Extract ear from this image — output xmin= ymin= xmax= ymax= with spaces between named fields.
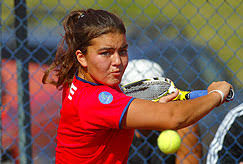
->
xmin=76 ymin=50 xmax=87 ymax=67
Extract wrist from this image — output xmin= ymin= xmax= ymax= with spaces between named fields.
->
xmin=208 ymin=90 xmax=224 ymax=105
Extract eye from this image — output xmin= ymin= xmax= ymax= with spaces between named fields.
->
xmin=100 ymin=51 xmax=112 ymax=56
xmin=119 ymin=49 xmax=128 ymax=56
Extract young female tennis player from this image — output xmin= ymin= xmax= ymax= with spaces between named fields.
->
xmin=42 ymin=9 xmax=232 ymax=164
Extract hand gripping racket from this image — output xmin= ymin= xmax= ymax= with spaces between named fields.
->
xmin=120 ymin=77 xmax=234 ymax=102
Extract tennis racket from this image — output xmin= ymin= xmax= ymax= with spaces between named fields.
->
xmin=120 ymin=77 xmax=234 ymax=102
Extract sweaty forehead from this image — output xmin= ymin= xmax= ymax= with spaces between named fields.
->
xmin=90 ymin=32 xmax=127 ymax=49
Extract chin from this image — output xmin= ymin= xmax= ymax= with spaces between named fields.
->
xmin=108 ymin=79 xmax=121 ymax=88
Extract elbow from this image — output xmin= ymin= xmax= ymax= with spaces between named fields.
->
xmin=165 ymin=118 xmax=183 ymax=130
xmin=164 ymin=109 xmax=189 ymax=130
xmin=169 ymin=116 xmax=187 ymax=130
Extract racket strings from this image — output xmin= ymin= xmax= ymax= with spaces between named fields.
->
xmin=122 ymin=81 xmax=171 ymax=100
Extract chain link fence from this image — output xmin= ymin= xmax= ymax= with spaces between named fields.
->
xmin=1 ymin=0 xmax=242 ymax=163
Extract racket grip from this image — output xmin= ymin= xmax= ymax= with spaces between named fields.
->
xmin=187 ymin=90 xmax=207 ymax=99
xmin=188 ymin=89 xmax=234 ymax=101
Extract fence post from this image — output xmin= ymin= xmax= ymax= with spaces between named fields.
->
xmin=14 ymin=0 xmax=32 ymax=163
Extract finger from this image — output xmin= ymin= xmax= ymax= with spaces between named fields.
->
xmin=158 ymin=89 xmax=179 ymax=103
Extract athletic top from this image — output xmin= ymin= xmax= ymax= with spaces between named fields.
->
xmin=55 ymin=74 xmax=135 ymax=164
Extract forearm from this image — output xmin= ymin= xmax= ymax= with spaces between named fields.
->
xmin=125 ymin=92 xmax=221 ymax=130
xmin=170 ymin=92 xmax=221 ymax=129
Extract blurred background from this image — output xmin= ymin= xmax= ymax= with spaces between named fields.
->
xmin=1 ymin=0 xmax=242 ymax=163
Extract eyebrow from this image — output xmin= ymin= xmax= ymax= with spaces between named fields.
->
xmin=98 ymin=44 xmax=128 ymax=51
xmin=121 ymin=44 xmax=128 ymax=49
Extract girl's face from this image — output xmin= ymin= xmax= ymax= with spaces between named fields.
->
xmin=77 ymin=32 xmax=128 ymax=88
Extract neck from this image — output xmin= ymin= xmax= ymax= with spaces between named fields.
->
xmin=77 ymin=68 xmax=121 ymax=91
xmin=78 ymin=69 xmax=96 ymax=84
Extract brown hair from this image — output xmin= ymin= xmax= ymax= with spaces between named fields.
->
xmin=42 ymin=9 xmax=126 ymax=89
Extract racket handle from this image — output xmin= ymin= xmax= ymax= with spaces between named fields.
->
xmin=187 ymin=89 xmax=234 ymax=101
xmin=187 ymin=90 xmax=207 ymax=99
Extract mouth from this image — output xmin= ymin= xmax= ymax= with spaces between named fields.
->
xmin=111 ymin=72 xmax=121 ymax=76
xmin=111 ymin=70 xmax=122 ymax=77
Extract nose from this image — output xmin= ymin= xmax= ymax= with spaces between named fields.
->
xmin=112 ymin=52 xmax=122 ymax=66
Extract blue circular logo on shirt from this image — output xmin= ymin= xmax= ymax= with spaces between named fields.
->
xmin=99 ymin=91 xmax=113 ymax=104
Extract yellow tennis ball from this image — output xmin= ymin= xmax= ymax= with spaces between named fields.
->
xmin=157 ymin=130 xmax=181 ymax=154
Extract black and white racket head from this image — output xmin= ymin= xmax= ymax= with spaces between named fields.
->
xmin=120 ymin=77 xmax=173 ymax=101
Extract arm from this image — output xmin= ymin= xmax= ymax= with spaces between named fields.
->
xmin=132 ymin=88 xmax=203 ymax=163
xmin=122 ymin=81 xmax=232 ymax=130
xmin=176 ymin=124 xmax=202 ymax=164
xmin=134 ymin=90 xmax=180 ymax=138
